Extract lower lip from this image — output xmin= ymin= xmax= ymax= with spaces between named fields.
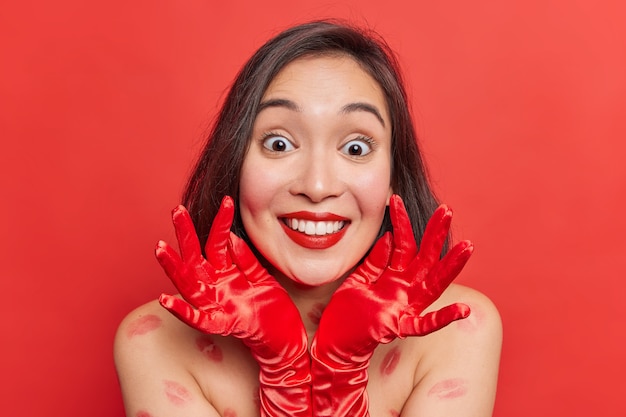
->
xmin=280 ymin=221 xmax=348 ymax=249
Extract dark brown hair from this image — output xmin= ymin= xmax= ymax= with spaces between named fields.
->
xmin=183 ymin=20 xmax=444 ymax=252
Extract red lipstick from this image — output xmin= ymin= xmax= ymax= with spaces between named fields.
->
xmin=279 ymin=211 xmax=349 ymax=250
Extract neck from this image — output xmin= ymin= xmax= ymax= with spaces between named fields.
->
xmin=271 ymin=269 xmax=345 ymax=344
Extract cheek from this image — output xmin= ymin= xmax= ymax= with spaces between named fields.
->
xmin=351 ymin=159 xmax=391 ymax=199
xmin=353 ymin=170 xmax=392 ymax=223
xmin=239 ymin=161 xmax=279 ymax=220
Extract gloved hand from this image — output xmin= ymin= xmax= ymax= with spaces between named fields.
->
xmin=310 ymin=194 xmax=473 ymax=416
xmin=157 ymin=196 xmax=311 ymax=417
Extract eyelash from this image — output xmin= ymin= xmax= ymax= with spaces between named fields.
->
xmin=259 ymin=131 xmax=293 ymax=153
xmin=342 ymin=135 xmax=377 ymax=157
xmin=258 ymin=131 xmax=378 ymax=156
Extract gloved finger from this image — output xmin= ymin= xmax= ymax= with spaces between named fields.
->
xmin=350 ymin=232 xmax=392 ymax=284
xmin=171 ymin=205 xmax=202 ymax=264
xmin=398 ymin=303 xmax=471 ymax=337
xmin=389 ymin=195 xmax=418 ymax=270
xmin=228 ymin=232 xmax=267 ymax=283
xmin=204 ymin=196 xmax=235 ymax=270
xmin=159 ymin=293 xmax=229 ymax=335
xmin=423 ymin=240 xmax=473 ymax=296
xmin=155 ymin=240 xmax=199 ymax=296
xmin=416 ymin=204 xmax=453 ymax=269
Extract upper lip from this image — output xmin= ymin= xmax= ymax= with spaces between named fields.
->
xmin=279 ymin=211 xmax=349 ymax=221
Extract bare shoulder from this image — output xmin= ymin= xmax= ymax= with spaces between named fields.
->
xmin=421 ymin=283 xmax=503 ymax=362
xmin=402 ymin=284 xmax=502 ymax=416
xmin=440 ymin=283 xmax=502 ymax=338
xmin=113 ymin=299 xmax=203 ymax=384
xmin=114 ymin=300 xmax=260 ymax=416
xmin=113 ymin=300 xmax=213 ymax=415
xmin=114 ymin=299 xmax=192 ymax=365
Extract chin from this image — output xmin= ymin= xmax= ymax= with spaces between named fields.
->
xmin=283 ymin=264 xmax=354 ymax=288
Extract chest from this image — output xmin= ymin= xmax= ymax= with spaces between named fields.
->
xmin=190 ymin=335 xmax=419 ymax=417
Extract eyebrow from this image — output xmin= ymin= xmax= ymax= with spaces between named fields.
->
xmin=340 ymin=102 xmax=386 ymax=127
xmin=257 ymin=98 xmax=386 ymax=127
xmin=257 ymin=98 xmax=302 ymax=113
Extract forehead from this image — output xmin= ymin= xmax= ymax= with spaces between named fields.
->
xmin=262 ymin=55 xmax=389 ymax=118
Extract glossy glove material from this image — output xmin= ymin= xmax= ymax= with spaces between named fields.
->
xmin=311 ymin=194 xmax=473 ymax=417
xmin=157 ymin=196 xmax=311 ymax=417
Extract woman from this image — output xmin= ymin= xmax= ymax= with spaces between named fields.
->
xmin=114 ymin=20 xmax=502 ymax=417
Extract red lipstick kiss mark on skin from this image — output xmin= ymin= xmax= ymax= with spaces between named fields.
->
xmin=380 ymin=346 xmax=401 ymax=377
xmin=164 ymin=380 xmax=192 ymax=405
xmin=389 ymin=410 xmax=400 ymax=417
xmin=455 ymin=304 xmax=482 ymax=334
xmin=427 ymin=378 xmax=468 ymax=400
xmin=196 ymin=335 xmax=224 ymax=362
xmin=136 ymin=411 xmax=152 ymax=417
xmin=127 ymin=314 xmax=162 ymax=338
xmin=223 ymin=408 xmax=237 ymax=417
xmin=307 ymin=303 xmax=326 ymax=326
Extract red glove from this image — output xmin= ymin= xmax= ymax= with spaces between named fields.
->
xmin=157 ymin=196 xmax=311 ymax=417
xmin=310 ymin=194 xmax=473 ymax=417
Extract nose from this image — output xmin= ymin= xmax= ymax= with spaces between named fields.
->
xmin=289 ymin=154 xmax=346 ymax=203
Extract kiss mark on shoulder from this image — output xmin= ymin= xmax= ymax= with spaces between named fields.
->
xmin=136 ymin=411 xmax=152 ymax=417
xmin=427 ymin=377 xmax=468 ymax=400
xmin=455 ymin=303 xmax=483 ymax=333
xmin=126 ymin=314 xmax=162 ymax=338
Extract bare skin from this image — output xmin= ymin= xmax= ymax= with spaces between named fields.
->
xmin=114 ymin=282 xmax=501 ymax=417
xmin=115 ymin=55 xmax=502 ymax=416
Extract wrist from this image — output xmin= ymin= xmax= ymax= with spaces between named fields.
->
xmin=256 ymin=339 xmax=312 ymax=417
xmin=310 ymin=339 xmax=370 ymax=417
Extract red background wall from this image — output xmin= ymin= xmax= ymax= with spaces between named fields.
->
xmin=1 ymin=1 xmax=625 ymax=415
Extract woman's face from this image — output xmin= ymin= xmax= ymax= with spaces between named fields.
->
xmin=239 ymin=55 xmax=393 ymax=286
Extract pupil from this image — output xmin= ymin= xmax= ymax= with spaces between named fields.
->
xmin=273 ymin=140 xmax=286 ymax=151
xmin=349 ymin=144 xmax=362 ymax=155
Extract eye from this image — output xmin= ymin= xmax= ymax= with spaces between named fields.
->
xmin=340 ymin=136 xmax=374 ymax=157
xmin=262 ymin=133 xmax=295 ymax=153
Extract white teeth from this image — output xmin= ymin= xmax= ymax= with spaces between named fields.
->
xmin=287 ymin=219 xmax=345 ymax=236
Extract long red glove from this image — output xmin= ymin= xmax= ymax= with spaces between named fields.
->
xmin=156 ymin=196 xmax=311 ymax=417
xmin=310 ymin=194 xmax=473 ymax=416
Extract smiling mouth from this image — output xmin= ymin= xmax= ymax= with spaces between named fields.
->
xmin=282 ymin=218 xmax=347 ymax=236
